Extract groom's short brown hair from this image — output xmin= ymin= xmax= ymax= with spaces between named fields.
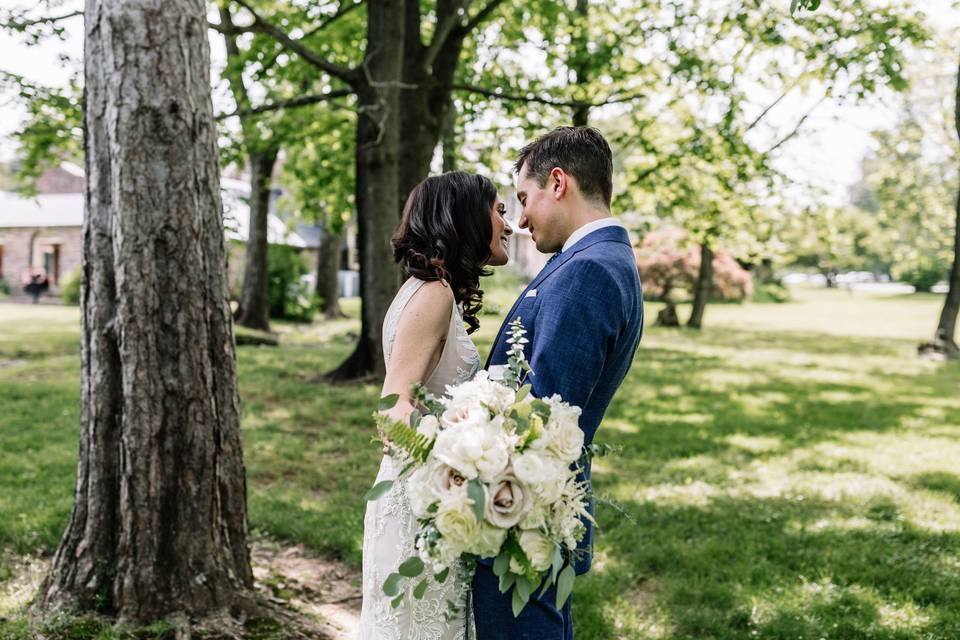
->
xmin=514 ymin=126 xmax=613 ymax=208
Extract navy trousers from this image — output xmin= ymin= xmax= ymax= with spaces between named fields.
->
xmin=472 ymin=561 xmax=573 ymax=640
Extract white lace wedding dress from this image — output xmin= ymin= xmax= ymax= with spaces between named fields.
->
xmin=360 ymin=277 xmax=481 ymax=640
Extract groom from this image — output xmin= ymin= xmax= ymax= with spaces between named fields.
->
xmin=473 ymin=127 xmax=644 ymax=639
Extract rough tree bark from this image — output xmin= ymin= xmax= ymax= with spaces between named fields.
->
xmin=36 ymin=0 xmax=252 ymax=621
xmin=688 ymin=243 xmax=714 ymax=329
xmin=234 ymin=148 xmax=278 ymax=331
xmin=931 ymin=55 xmax=960 ymax=358
xmin=315 ymin=221 xmax=345 ymax=318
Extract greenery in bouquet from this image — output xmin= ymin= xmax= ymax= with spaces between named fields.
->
xmin=366 ymin=320 xmax=596 ymax=617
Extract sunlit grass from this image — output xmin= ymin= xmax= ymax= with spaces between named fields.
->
xmin=1 ymin=282 xmax=959 ymax=638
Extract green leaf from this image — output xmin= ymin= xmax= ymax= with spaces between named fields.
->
xmin=493 ymin=552 xmax=510 ymax=577
xmin=435 ymin=567 xmax=450 ymax=583
xmin=365 ymin=480 xmax=394 ymax=501
xmin=398 ymin=556 xmax=425 ymax=578
xmin=498 ymin=572 xmax=516 ymax=594
xmin=515 ymin=384 xmax=531 ymax=403
xmin=515 ymin=576 xmax=532 ymax=602
xmin=391 ymin=594 xmax=404 ymax=609
xmin=409 ymin=411 xmax=421 ymax=429
xmin=555 ymin=565 xmax=575 ymax=610
xmin=383 ymin=572 xmax=404 ymax=598
xmin=550 ymin=547 xmax=563 ymax=585
xmin=530 ymin=399 xmax=551 ymax=421
xmin=413 ymin=579 xmax=428 ymax=600
xmin=512 ymin=583 xmax=528 ymax=618
xmin=468 ymin=478 xmax=486 ymax=523
xmin=378 ymin=393 xmax=400 ymax=411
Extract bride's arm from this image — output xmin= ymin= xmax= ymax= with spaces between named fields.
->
xmin=380 ymin=280 xmax=453 ymax=424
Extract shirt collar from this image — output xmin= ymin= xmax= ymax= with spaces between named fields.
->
xmin=561 ymin=217 xmax=625 ymax=253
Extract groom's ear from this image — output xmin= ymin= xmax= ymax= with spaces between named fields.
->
xmin=550 ymin=167 xmax=568 ymax=200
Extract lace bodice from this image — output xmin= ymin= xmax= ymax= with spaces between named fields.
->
xmin=360 ymin=277 xmax=481 ymax=640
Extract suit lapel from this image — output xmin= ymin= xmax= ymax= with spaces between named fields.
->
xmin=485 ymin=225 xmax=632 ymax=368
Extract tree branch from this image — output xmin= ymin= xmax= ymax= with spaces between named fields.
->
xmin=458 ymin=0 xmax=506 ymax=36
xmin=230 ymin=0 xmax=359 ymax=87
xmin=215 ymin=89 xmax=353 ymax=121
xmin=764 ymin=93 xmax=828 ymax=155
xmin=301 ymin=0 xmax=365 ymax=41
xmin=451 ymin=83 xmax=644 ymax=109
xmin=423 ymin=0 xmax=469 ymax=71
xmin=1 ymin=9 xmax=82 ymax=30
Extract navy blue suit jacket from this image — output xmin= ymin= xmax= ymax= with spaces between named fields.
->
xmin=486 ymin=224 xmax=643 ymax=574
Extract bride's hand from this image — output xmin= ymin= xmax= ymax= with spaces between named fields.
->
xmin=378 ymin=400 xmax=415 ymax=456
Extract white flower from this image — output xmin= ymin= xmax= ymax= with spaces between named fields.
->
xmin=432 ymin=417 xmax=510 ymax=482
xmin=416 ymin=414 xmax=441 ymax=439
xmin=546 ymin=419 xmax=584 ymax=464
xmin=545 ymin=394 xmax=581 ymax=432
xmin=434 ymin=494 xmax=480 ymax=552
xmin=518 ymin=529 xmax=555 ymax=572
xmin=484 ymin=472 xmax=531 ymax=529
xmin=513 ymin=451 xmax=571 ymax=504
xmin=445 ymin=370 xmax=516 ymax=414
xmin=518 ymin=502 xmax=549 ymax=530
xmin=472 ymin=523 xmax=508 ymax=558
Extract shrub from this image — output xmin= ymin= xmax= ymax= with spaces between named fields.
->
xmin=895 ymin=261 xmax=946 ymax=293
xmin=268 ymin=245 xmax=318 ymax=323
xmin=635 ymin=229 xmax=754 ymax=302
xmin=753 ymin=282 xmax=790 ymax=304
xmin=0 ymin=277 xmax=10 ymax=297
xmin=59 ymin=268 xmax=82 ymax=305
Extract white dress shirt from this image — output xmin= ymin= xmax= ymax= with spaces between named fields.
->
xmin=562 ymin=217 xmax=625 ymax=253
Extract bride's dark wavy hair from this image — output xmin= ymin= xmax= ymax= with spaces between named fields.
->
xmin=392 ymin=171 xmax=497 ymax=334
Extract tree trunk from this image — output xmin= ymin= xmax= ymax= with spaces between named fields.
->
xmin=933 ymin=56 xmax=960 ymax=358
xmin=441 ymin=98 xmax=458 ymax=173
xmin=326 ymin=0 xmax=405 ymax=380
xmin=234 ymin=148 xmax=278 ymax=332
xmin=688 ymin=243 xmax=713 ymax=329
xmin=36 ymin=0 xmax=252 ymax=622
xmin=315 ymin=221 xmax=344 ymax=318
xmin=571 ymin=0 xmax=590 ymax=128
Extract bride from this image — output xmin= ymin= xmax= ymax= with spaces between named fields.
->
xmin=360 ymin=171 xmax=513 ymax=639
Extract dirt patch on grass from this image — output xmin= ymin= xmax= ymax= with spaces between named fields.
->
xmin=0 ymin=540 xmax=362 ymax=639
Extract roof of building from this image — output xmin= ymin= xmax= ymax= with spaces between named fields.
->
xmin=0 ymin=188 xmax=311 ymax=248
xmin=0 ymin=191 xmax=84 ymax=228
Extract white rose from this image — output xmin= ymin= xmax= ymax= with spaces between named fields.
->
xmin=545 ymin=394 xmax=581 ymax=431
xmin=484 ymin=473 xmax=531 ymax=529
xmin=407 ymin=466 xmax=436 ymax=517
xmin=416 ymin=414 xmax=441 ymax=439
xmin=518 ymin=502 xmax=549 ymax=530
xmin=513 ymin=451 xmax=570 ymax=504
xmin=512 ymin=451 xmax=548 ymax=486
xmin=546 ymin=420 xmax=584 ymax=463
xmin=518 ymin=529 xmax=556 ymax=572
xmin=434 ymin=495 xmax=480 ymax=549
xmin=472 ymin=523 xmax=508 ymax=558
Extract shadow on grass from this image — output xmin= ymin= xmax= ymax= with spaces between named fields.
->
xmin=909 ymin=472 xmax=960 ymax=504
xmin=575 ymin=493 xmax=960 ymax=640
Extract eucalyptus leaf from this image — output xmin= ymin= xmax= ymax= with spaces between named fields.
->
xmin=383 ymin=572 xmax=404 ymax=598
xmin=493 ymin=553 xmax=510 ymax=577
xmin=398 ymin=556 xmax=424 ymax=578
xmin=498 ymin=572 xmax=516 ymax=594
xmin=378 ymin=393 xmax=400 ymax=411
xmin=435 ymin=567 xmax=450 ymax=583
xmin=365 ymin=480 xmax=394 ymax=501
xmin=511 ymin=584 xmax=528 ymax=618
xmin=555 ymin=565 xmax=575 ymax=610
xmin=391 ymin=594 xmax=404 ymax=609
xmin=467 ymin=478 xmax=486 ymax=523
xmin=413 ymin=579 xmax=428 ymax=600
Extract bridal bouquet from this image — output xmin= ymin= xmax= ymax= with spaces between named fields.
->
xmin=366 ymin=319 xmax=593 ymax=618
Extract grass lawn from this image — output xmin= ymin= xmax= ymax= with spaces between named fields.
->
xmin=1 ymin=280 xmax=959 ymax=639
